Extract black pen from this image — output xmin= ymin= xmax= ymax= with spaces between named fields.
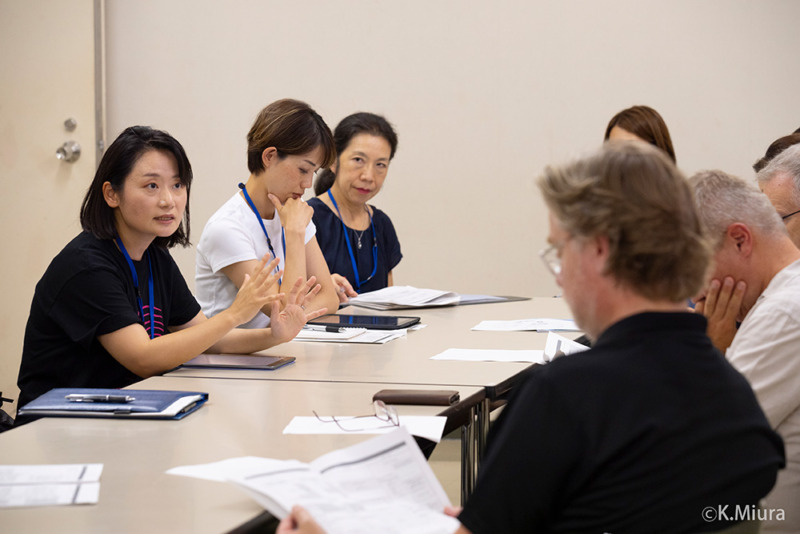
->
xmin=65 ymin=394 xmax=136 ymax=403
xmin=303 ymin=325 xmax=344 ymax=333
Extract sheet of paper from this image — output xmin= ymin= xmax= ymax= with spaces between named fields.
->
xmin=0 ymin=464 xmax=103 ymax=508
xmin=471 ymin=318 xmax=579 ymax=332
xmin=543 ymin=331 xmax=590 ymax=361
xmin=283 ymin=415 xmax=447 ymax=443
xmin=431 ymin=348 xmax=547 ymax=364
xmin=167 ymin=456 xmax=294 ymax=483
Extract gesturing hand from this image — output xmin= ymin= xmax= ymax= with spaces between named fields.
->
xmin=229 ymin=255 xmax=283 ymax=326
xmin=694 ymin=276 xmax=746 ymax=352
xmin=269 ymin=276 xmax=328 ymax=343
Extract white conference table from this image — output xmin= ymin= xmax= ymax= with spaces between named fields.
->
xmin=0 ymin=376 xmax=485 ymax=534
xmin=168 ymin=297 xmax=574 ymax=476
xmin=169 ymin=297 xmax=572 ymax=397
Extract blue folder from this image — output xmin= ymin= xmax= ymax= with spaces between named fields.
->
xmin=16 ymin=388 xmax=208 ymax=420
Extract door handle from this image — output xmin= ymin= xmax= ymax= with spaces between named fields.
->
xmin=56 ymin=140 xmax=81 ymax=163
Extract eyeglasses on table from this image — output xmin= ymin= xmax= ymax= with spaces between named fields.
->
xmin=312 ymin=400 xmax=400 ymax=432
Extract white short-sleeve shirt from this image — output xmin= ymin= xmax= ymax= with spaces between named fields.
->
xmin=727 ymin=258 xmax=800 ymax=532
xmin=195 ymin=192 xmax=316 ymax=329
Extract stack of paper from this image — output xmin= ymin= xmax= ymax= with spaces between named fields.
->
xmin=293 ymin=327 xmax=368 ymax=341
xmin=293 ymin=328 xmax=407 ymax=344
xmin=0 ymin=464 xmax=103 ymax=508
xmin=348 ymin=286 xmax=460 ymax=310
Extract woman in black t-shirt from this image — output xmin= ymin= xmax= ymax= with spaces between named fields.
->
xmin=17 ymin=126 xmax=326 ymax=407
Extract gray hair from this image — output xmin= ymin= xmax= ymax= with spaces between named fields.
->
xmin=689 ymin=169 xmax=786 ymax=248
xmin=756 ymin=143 xmax=800 ymax=204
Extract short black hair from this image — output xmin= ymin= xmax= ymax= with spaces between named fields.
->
xmin=80 ymin=126 xmax=193 ymax=248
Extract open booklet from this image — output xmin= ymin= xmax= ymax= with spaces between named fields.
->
xmin=168 ymin=428 xmax=459 ymax=534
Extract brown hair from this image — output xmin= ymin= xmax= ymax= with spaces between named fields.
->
xmin=539 ymin=141 xmax=708 ymax=302
xmin=604 ymin=105 xmax=676 ymax=163
xmin=752 ymin=133 xmax=800 ymax=173
xmin=246 ymin=99 xmax=336 ymax=174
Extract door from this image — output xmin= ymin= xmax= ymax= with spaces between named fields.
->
xmin=0 ymin=0 xmax=101 ymax=414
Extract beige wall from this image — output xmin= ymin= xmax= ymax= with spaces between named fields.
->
xmin=104 ymin=0 xmax=800 ymax=300
xmin=3 ymin=0 xmax=800 ymax=407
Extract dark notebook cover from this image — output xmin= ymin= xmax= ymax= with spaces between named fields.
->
xmin=17 ymin=388 xmax=208 ymax=420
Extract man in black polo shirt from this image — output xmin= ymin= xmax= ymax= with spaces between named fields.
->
xmin=278 ymin=142 xmax=785 ymax=534
xmin=456 ymin=142 xmax=785 ymax=533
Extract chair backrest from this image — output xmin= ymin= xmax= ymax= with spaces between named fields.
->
xmin=0 ymin=392 xmax=14 ymax=433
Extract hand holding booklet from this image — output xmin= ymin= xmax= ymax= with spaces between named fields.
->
xmin=168 ymin=428 xmax=459 ymax=534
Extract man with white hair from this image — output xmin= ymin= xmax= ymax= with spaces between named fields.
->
xmin=757 ymin=143 xmax=800 ymax=250
xmin=692 ymin=169 xmax=800 ymax=533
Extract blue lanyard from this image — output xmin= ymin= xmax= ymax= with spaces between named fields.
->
xmin=327 ymin=190 xmax=377 ymax=290
xmin=238 ymin=183 xmax=284 ymax=282
xmin=115 ymin=238 xmax=155 ymax=339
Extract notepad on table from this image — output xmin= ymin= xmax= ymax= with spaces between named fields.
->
xmin=294 ymin=327 xmax=368 ymax=341
xmin=293 ymin=328 xmax=406 ymax=344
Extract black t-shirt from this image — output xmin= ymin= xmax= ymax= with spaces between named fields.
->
xmin=17 ymin=232 xmax=200 ymax=407
xmin=458 ymin=312 xmax=785 ymax=534
xmin=308 ymin=197 xmax=402 ymax=293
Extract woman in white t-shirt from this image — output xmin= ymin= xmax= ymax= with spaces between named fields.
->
xmin=196 ymin=99 xmax=340 ymax=327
